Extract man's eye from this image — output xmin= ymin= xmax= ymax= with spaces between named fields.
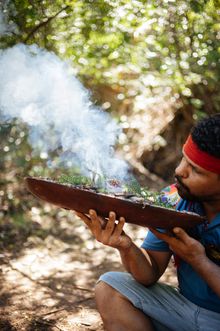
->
xmin=192 ymin=167 xmax=200 ymax=174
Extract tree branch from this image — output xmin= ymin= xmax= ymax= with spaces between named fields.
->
xmin=23 ymin=5 xmax=70 ymax=43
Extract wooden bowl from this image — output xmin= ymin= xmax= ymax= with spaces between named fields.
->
xmin=25 ymin=177 xmax=205 ymax=229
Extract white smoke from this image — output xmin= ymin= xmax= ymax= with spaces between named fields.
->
xmin=0 ymin=12 xmax=6 ymax=35
xmin=0 ymin=43 xmax=129 ymax=180
xmin=0 ymin=10 xmax=17 ymax=36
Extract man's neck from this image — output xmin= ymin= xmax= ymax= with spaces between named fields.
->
xmin=203 ymin=200 xmax=220 ymax=222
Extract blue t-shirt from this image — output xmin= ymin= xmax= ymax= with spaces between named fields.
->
xmin=141 ymin=188 xmax=220 ymax=313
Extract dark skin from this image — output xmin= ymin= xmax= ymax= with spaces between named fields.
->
xmin=148 ymin=225 xmax=220 ymax=298
xmin=75 ymin=209 xmax=171 ymax=285
xmin=75 ymin=152 xmax=220 ymax=330
xmin=148 ymin=152 xmax=220 ymax=297
xmin=76 ymin=152 xmax=220 ymax=293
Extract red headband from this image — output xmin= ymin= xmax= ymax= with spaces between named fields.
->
xmin=183 ymin=135 xmax=220 ymax=174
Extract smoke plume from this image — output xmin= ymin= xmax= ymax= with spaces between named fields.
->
xmin=0 ymin=44 xmax=129 ymax=180
xmin=0 ymin=10 xmax=17 ymax=36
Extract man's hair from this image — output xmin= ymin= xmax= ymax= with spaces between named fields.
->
xmin=191 ymin=114 xmax=220 ymax=158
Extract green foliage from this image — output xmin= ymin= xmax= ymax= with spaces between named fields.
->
xmin=58 ymin=174 xmax=173 ymax=208
xmin=0 ymin=0 xmax=219 ymax=118
xmin=124 ymin=180 xmax=174 ymax=208
xmin=59 ymin=174 xmax=93 ymax=186
xmin=0 ymin=1 xmax=219 ymax=232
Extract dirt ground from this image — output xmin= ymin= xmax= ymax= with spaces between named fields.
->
xmin=0 ymin=209 xmax=177 ymax=331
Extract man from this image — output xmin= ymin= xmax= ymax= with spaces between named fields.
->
xmin=76 ymin=114 xmax=220 ymax=331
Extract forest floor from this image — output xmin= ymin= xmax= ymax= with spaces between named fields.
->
xmin=0 ymin=204 xmax=177 ymax=331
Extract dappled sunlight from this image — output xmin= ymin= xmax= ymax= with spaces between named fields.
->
xmin=0 ymin=1 xmax=218 ymax=329
xmin=0 ymin=212 xmax=176 ymax=329
xmin=67 ymin=309 xmax=101 ymax=329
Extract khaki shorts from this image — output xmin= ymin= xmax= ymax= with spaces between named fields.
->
xmin=99 ymin=272 xmax=220 ymax=331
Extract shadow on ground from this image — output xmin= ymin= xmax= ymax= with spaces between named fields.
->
xmin=0 ymin=205 xmax=176 ymax=331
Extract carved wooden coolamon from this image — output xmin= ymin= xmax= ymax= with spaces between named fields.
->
xmin=25 ymin=177 xmax=205 ymax=229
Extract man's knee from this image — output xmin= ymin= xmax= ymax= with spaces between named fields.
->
xmin=95 ymin=280 xmax=119 ymax=302
xmin=95 ymin=280 xmax=128 ymax=309
xmin=95 ymin=280 xmax=155 ymax=331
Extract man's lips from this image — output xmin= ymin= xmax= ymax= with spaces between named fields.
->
xmin=174 ymin=176 xmax=188 ymax=191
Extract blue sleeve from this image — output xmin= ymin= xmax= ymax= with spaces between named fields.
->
xmin=141 ymin=230 xmax=170 ymax=252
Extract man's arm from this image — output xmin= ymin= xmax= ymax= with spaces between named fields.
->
xmin=75 ymin=209 xmax=171 ymax=286
xmin=119 ymin=244 xmax=171 ymax=285
xmin=150 ymin=227 xmax=220 ymax=298
xmin=192 ymin=255 xmax=220 ymax=297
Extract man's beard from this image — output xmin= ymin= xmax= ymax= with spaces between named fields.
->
xmin=174 ymin=175 xmax=213 ymax=202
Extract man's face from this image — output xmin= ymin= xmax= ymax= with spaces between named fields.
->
xmin=174 ymin=152 xmax=220 ymax=202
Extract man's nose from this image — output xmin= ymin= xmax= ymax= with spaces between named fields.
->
xmin=175 ymin=158 xmax=189 ymax=178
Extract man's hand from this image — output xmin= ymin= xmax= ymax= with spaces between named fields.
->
xmin=149 ymin=227 xmax=206 ymax=266
xmin=75 ymin=209 xmax=132 ymax=250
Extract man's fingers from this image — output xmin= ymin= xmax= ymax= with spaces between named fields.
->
xmin=149 ymin=227 xmax=173 ymax=244
xmin=150 ymin=227 xmax=191 ymax=248
xmin=89 ymin=209 xmax=103 ymax=236
xmin=149 ymin=227 xmax=165 ymax=239
xmin=75 ymin=209 xmax=127 ymax=246
xmin=100 ymin=211 xmax=117 ymax=243
xmin=75 ymin=211 xmax=91 ymax=226
xmin=88 ymin=209 xmax=106 ymax=227
xmin=173 ymin=227 xmax=190 ymax=243
xmin=89 ymin=209 xmax=100 ymax=223
xmin=113 ymin=217 xmax=125 ymax=237
xmin=104 ymin=211 xmax=116 ymax=233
